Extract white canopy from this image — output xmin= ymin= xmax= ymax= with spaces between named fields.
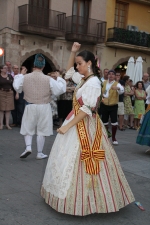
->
xmin=126 ymin=57 xmax=135 ymax=80
xmin=133 ymin=56 xmax=143 ymax=85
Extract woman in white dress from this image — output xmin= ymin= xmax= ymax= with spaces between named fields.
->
xmin=41 ymin=43 xmax=135 ymax=216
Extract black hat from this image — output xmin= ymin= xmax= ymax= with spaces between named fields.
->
xmin=108 ymin=69 xmax=116 ymax=75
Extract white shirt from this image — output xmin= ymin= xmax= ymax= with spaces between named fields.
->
xmin=13 ymin=74 xmax=66 ymax=97
xmin=146 ymin=85 xmax=150 ymax=104
xmin=103 ymin=80 xmax=124 ymax=98
xmin=101 ymin=77 xmax=105 ymax=82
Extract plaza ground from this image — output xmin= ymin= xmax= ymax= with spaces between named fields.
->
xmin=0 ymin=127 xmax=150 ymax=225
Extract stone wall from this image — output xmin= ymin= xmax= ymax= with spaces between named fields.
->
xmin=1 ymin=27 xmax=149 ymax=74
xmin=50 ymin=0 xmax=73 ymax=16
xmin=0 ymin=0 xmax=28 ymax=31
xmin=90 ymin=0 xmax=106 ymax=21
xmin=0 ymin=28 xmax=97 ymax=71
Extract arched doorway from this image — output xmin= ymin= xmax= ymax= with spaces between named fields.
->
xmin=22 ymin=54 xmax=54 ymax=74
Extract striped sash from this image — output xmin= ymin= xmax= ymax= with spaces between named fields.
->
xmin=73 ymin=94 xmax=105 ymax=175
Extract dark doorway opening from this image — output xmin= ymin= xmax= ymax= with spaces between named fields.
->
xmin=22 ymin=54 xmax=54 ymax=74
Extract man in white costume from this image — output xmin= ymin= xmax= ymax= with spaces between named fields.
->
xmin=13 ymin=54 xmax=66 ymax=159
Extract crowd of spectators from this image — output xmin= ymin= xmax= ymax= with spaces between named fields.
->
xmin=101 ymin=69 xmax=149 ymax=131
xmin=0 ymin=60 xmax=149 ymax=133
xmin=47 ymin=70 xmax=75 ymax=126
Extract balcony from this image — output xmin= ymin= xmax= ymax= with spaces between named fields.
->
xmin=106 ymin=27 xmax=150 ymax=53
xmin=18 ymin=4 xmax=66 ymax=38
xmin=129 ymin=0 xmax=150 ymax=5
xmin=65 ymin=16 xmax=106 ymax=44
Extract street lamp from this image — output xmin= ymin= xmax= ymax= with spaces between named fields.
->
xmin=0 ymin=48 xmax=4 ymax=64
xmin=0 ymin=48 xmax=4 ymax=56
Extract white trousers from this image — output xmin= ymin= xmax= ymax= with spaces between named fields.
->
xmin=20 ymin=103 xmax=53 ymax=136
xmin=24 ymin=135 xmax=45 ymax=153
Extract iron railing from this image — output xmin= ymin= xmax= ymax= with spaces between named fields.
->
xmin=129 ymin=0 xmax=150 ymax=4
xmin=18 ymin=4 xmax=66 ymax=37
xmin=107 ymin=27 xmax=150 ymax=47
xmin=66 ymin=16 xmax=106 ymax=44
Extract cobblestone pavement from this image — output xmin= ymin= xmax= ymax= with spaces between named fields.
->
xmin=0 ymin=127 xmax=150 ymax=225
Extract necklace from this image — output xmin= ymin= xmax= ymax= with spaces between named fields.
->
xmin=77 ymin=74 xmax=94 ymax=90
xmin=83 ymin=74 xmax=94 ymax=81
xmin=1 ymin=74 xmax=8 ymax=79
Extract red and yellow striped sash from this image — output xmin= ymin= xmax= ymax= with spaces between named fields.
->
xmin=73 ymin=94 xmax=105 ymax=175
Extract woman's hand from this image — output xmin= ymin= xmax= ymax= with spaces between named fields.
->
xmin=57 ymin=124 xmax=70 ymax=135
xmin=66 ymin=42 xmax=81 ymax=70
xmin=15 ymin=93 xmax=19 ymax=100
xmin=126 ymin=91 xmax=134 ymax=96
xmin=124 ymin=91 xmax=132 ymax=96
xmin=71 ymin=42 xmax=81 ymax=53
xmin=57 ymin=111 xmax=87 ymax=135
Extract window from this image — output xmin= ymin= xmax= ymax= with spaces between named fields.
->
xmin=73 ymin=0 xmax=90 ymax=18
xmin=72 ymin=0 xmax=90 ymax=33
xmin=29 ymin=0 xmax=49 ymax=27
xmin=115 ymin=1 xmax=128 ymax=29
xmin=29 ymin=0 xmax=49 ymax=8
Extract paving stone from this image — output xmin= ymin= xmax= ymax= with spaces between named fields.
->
xmin=0 ymin=128 xmax=150 ymax=225
xmin=121 ymin=160 xmax=150 ymax=179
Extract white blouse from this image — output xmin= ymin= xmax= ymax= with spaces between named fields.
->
xmin=65 ymin=67 xmax=83 ymax=84
xmin=65 ymin=67 xmax=101 ymax=116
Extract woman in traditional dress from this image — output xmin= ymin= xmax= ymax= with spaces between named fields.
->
xmin=136 ymin=85 xmax=150 ymax=154
xmin=41 ymin=42 xmax=135 ymax=216
xmin=134 ymin=81 xmax=146 ymax=129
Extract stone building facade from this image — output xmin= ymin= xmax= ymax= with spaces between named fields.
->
xmin=104 ymin=0 xmax=150 ymax=76
xmin=0 ymin=0 xmax=107 ymax=74
xmin=0 ymin=0 xmax=149 ymax=75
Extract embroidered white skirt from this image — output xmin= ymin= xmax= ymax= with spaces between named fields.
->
xmin=41 ymin=112 xmax=135 ymax=216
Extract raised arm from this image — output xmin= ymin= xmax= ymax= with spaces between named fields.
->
xmin=50 ymin=74 xmax=66 ymax=96
xmin=66 ymin=42 xmax=81 ymax=71
xmin=13 ymin=67 xmax=27 ymax=93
